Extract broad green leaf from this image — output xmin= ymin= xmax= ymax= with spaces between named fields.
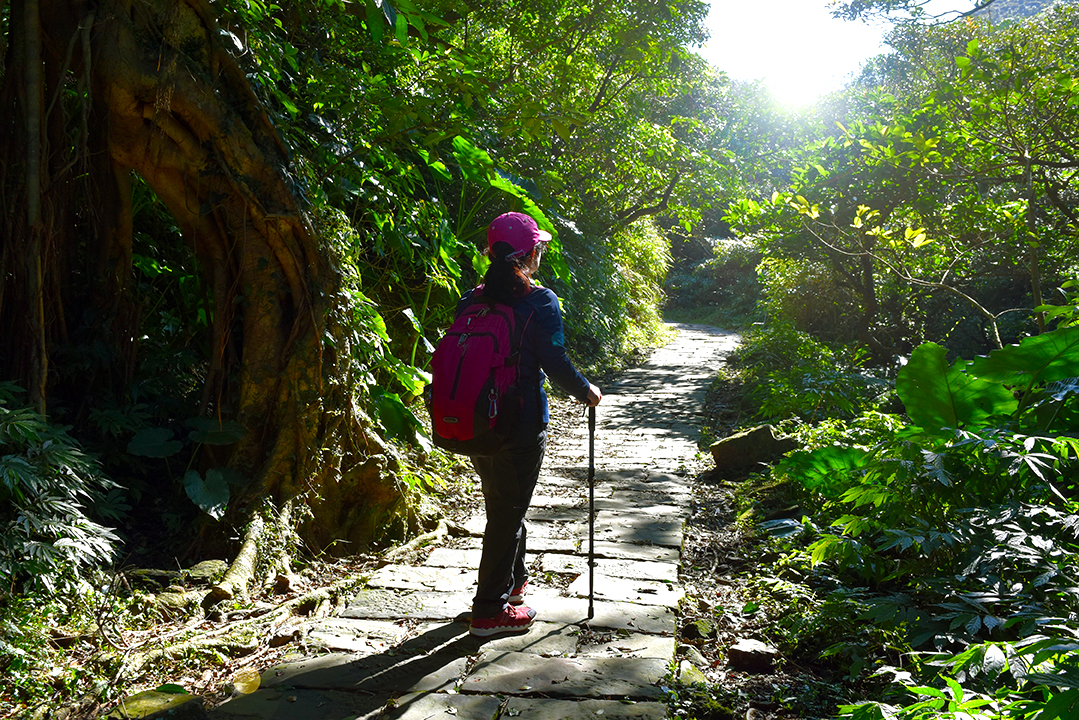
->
xmin=375 ymin=390 xmax=422 ymax=441
xmin=156 ymin=683 xmax=189 ymax=694
xmin=438 ymin=239 xmax=462 ymax=279
xmin=186 ymin=418 xmax=247 ymax=445
xmin=909 ymin=685 xmax=946 ymax=698
xmin=401 ymin=308 xmax=423 ymax=334
xmin=183 ymin=469 xmax=229 ymax=521
xmin=128 ymin=428 xmax=183 ymax=458
xmin=485 ymin=173 xmax=570 ymax=283
xmin=428 ymin=161 xmax=452 ymax=183
xmin=451 ymin=136 xmax=493 ymax=184
xmin=897 ymin=343 xmax=1017 ymax=433
xmin=1023 ymin=686 xmax=1079 ymax=719
xmin=551 ymin=119 xmax=572 ymax=142
xmin=969 ymin=326 xmax=1079 ymax=389
xmin=944 ymin=675 xmax=964 ymax=703
xmin=389 ymin=356 xmax=430 ymax=395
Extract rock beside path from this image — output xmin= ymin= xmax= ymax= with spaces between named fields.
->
xmin=708 ymin=424 xmax=797 ymax=475
xmin=727 ymin=637 xmax=780 ymax=673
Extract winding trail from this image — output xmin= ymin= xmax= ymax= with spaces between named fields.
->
xmin=210 ymin=324 xmax=740 ymax=720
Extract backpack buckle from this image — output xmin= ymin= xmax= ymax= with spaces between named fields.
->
xmin=488 ymin=389 xmax=498 ymax=419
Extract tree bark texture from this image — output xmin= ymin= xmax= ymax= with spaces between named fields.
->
xmin=0 ymin=0 xmax=404 ymax=560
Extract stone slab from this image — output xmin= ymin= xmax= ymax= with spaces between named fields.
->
xmin=567 ymin=573 xmax=682 ymax=608
xmin=463 ymin=514 xmax=584 ymax=538
xmin=530 ymin=494 xmax=583 ymax=508
xmin=576 ymin=631 xmax=677 ymax=660
xmin=342 ymin=589 xmax=471 ymax=622
xmin=301 ymin=618 xmax=409 ymax=654
xmin=462 ymin=620 xmax=579 ymax=656
xmin=594 ymin=513 xmax=683 ymax=548
xmin=367 ymin=565 xmax=473 ymax=591
xmin=208 ymin=687 xmax=387 ymax=719
xmin=592 ymin=541 xmax=680 ymax=563
xmin=260 ymin=651 xmax=468 ymax=695
xmin=528 ymin=506 xmax=590 ymax=523
xmin=528 ymin=520 xmax=585 ymax=538
xmin=382 ymin=693 xmax=502 ymax=720
xmin=503 ymin=698 xmax=670 ymax=720
xmin=614 ymin=472 xmax=691 ymax=484
xmin=533 ymin=597 xmax=676 ymax=635
xmin=527 ymin=536 xmax=581 ymax=553
xmin=462 ymin=651 xmax=666 ymax=699
xmin=539 ymin=555 xmax=678 ymax=582
xmin=423 ymin=547 xmax=481 ymax=568
xmin=537 ymin=474 xmax=590 ymax=488
xmin=594 ymin=494 xmax=683 ymax=512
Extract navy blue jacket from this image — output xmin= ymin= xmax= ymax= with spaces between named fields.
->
xmin=457 ymin=284 xmax=590 ymax=430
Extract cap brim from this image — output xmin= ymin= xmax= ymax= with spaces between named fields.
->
xmin=537 ymin=229 xmax=552 ymax=242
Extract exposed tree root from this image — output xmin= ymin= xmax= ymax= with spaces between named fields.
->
xmin=203 ymin=513 xmax=265 ymax=608
xmin=116 ymin=574 xmax=366 ymax=680
xmin=380 ymin=518 xmax=470 ymax=563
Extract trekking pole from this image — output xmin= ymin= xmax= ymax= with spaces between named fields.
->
xmin=588 ymin=404 xmax=596 ymax=620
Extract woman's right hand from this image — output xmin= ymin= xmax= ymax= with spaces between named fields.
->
xmin=585 ymin=384 xmax=603 ymax=406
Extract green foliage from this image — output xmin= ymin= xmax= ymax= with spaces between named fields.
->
xmin=560 ymin=218 xmax=674 ymax=371
xmin=764 ymin=325 xmax=1079 ymax=719
xmin=897 ymin=343 xmax=1018 ymax=433
xmin=729 ymin=5 xmax=1079 ymax=358
xmin=756 ymin=256 xmax=862 ymax=342
xmin=0 ymin=383 xmax=120 ymax=596
xmin=664 ymin=237 xmax=763 ymax=326
xmin=729 ymin=324 xmax=891 ymax=421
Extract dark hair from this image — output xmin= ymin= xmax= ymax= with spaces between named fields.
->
xmin=480 ymin=241 xmax=541 ymax=304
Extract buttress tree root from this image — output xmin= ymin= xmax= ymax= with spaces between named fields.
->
xmin=0 ymin=0 xmax=409 ymax=598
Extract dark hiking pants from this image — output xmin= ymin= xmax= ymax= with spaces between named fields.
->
xmin=470 ymin=428 xmax=546 ymax=619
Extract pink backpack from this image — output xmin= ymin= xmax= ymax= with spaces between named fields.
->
xmin=429 ymin=296 xmax=532 ymax=454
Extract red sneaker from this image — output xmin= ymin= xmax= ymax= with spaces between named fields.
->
xmin=469 ymin=605 xmax=536 ymax=637
xmin=508 ymin=580 xmax=528 ymax=605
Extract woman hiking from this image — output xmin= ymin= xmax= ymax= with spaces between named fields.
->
xmin=461 ymin=211 xmax=602 ymax=638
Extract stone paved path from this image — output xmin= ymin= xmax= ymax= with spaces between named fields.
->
xmin=210 ymin=324 xmax=740 ymax=720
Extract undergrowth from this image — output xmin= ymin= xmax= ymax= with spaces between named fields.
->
xmin=676 ymin=323 xmax=1079 ymax=720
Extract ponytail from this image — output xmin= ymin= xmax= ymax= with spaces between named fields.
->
xmin=480 ymin=242 xmax=536 ymax=304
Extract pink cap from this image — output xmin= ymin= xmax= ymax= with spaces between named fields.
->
xmin=487 ymin=212 xmax=552 ymax=258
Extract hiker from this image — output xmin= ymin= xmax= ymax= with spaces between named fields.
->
xmin=463 ymin=212 xmax=602 ymax=637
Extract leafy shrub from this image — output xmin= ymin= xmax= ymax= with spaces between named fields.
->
xmin=757 ymin=256 xmax=862 ymax=342
xmin=0 ymin=383 xmax=121 ymax=596
xmin=560 ymin=218 xmax=673 ymax=374
xmin=730 ymin=323 xmax=891 ymax=421
xmin=766 ymin=326 xmax=1079 ymax=719
xmin=664 ymin=237 xmax=763 ymax=325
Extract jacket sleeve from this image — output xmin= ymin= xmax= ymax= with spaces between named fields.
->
xmin=527 ymin=288 xmax=590 ymax=402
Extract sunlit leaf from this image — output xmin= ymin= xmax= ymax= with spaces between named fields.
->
xmin=897 ymin=343 xmax=1017 ymax=433
xmin=183 ymin=470 xmax=229 ymax=521
xmin=969 ymin=326 xmax=1079 ymax=389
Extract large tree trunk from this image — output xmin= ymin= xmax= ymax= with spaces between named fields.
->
xmin=1 ymin=0 xmax=406 ymax=586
